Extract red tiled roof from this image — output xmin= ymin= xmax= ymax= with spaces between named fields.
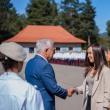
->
xmin=7 ymin=25 xmax=86 ymax=43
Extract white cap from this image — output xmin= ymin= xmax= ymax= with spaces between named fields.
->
xmin=0 ymin=42 xmax=27 ymax=61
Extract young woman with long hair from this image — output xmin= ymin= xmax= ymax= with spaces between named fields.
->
xmin=75 ymin=44 xmax=110 ymax=110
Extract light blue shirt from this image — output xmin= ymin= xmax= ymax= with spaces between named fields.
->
xmin=0 ymin=72 xmax=44 ymax=110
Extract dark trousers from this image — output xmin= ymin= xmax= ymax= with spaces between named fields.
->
xmin=86 ymin=95 xmax=91 ymax=110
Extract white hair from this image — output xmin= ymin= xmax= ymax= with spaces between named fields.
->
xmin=36 ymin=39 xmax=54 ymax=53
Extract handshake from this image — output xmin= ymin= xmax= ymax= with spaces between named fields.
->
xmin=66 ymin=87 xmax=77 ymax=97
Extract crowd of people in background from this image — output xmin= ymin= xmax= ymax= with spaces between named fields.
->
xmin=51 ymin=51 xmax=86 ymax=66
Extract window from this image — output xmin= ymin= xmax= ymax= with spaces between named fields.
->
xmin=60 ymin=47 xmax=69 ymax=52
xmin=29 ymin=47 xmax=34 ymax=53
xmin=69 ymin=47 xmax=72 ymax=50
xmin=56 ymin=47 xmax=60 ymax=51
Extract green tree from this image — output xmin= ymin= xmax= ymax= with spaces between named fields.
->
xmin=98 ymin=37 xmax=109 ymax=49
xmin=26 ymin=0 xmax=58 ymax=25
xmin=80 ymin=0 xmax=98 ymax=44
xmin=59 ymin=0 xmax=83 ymax=36
xmin=0 ymin=0 xmax=26 ymax=42
xmin=7 ymin=8 xmax=27 ymax=36
xmin=106 ymin=20 xmax=110 ymax=37
xmin=12 ymin=14 xmax=27 ymax=34
xmin=106 ymin=20 xmax=110 ymax=48
xmin=59 ymin=0 xmax=98 ymax=44
xmin=0 ymin=0 xmax=13 ymax=41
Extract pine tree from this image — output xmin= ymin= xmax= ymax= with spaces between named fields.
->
xmin=0 ymin=0 xmax=26 ymax=42
xmin=80 ymin=0 xmax=98 ymax=44
xmin=59 ymin=0 xmax=98 ymax=44
xmin=7 ymin=8 xmax=26 ymax=36
xmin=107 ymin=20 xmax=110 ymax=37
xmin=106 ymin=20 xmax=110 ymax=48
xmin=0 ymin=0 xmax=13 ymax=41
xmin=60 ymin=0 xmax=83 ymax=36
xmin=26 ymin=0 xmax=58 ymax=25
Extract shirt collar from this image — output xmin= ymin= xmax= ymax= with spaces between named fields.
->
xmin=0 ymin=71 xmax=22 ymax=80
xmin=37 ymin=54 xmax=48 ymax=62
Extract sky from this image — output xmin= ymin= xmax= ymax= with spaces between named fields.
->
xmin=11 ymin=0 xmax=110 ymax=33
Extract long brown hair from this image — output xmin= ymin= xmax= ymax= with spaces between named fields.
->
xmin=85 ymin=44 xmax=108 ymax=79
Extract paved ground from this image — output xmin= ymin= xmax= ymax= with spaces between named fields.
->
xmin=52 ymin=64 xmax=84 ymax=110
xmin=0 ymin=63 xmax=85 ymax=110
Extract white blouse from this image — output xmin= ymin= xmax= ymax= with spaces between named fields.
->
xmin=0 ymin=72 xmax=44 ymax=110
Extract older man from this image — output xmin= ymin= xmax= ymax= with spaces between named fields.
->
xmin=25 ymin=39 xmax=74 ymax=110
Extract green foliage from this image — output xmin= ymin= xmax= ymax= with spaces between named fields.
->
xmin=0 ymin=0 xmax=101 ymax=44
xmin=0 ymin=0 xmax=13 ymax=40
xmin=59 ymin=0 xmax=83 ymax=35
xmin=106 ymin=20 xmax=110 ymax=37
xmin=59 ymin=0 xmax=99 ymax=44
xmin=106 ymin=20 xmax=110 ymax=48
xmin=79 ymin=0 xmax=98 ymax=44
xmin=0 ymin=0 xmax=27 ymax=42
xmin=98 ymin=36 xmax=110 ymax=49
xmin=26 ymin=0 xmax=58 ymax=25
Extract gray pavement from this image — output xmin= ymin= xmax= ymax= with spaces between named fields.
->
xmin=53 ymin=64 xmax=84 ymax=110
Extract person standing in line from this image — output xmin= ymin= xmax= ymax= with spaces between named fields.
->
xmin=74 ymin=44 xmax=110 ymax=110
xmin=25 ymin=39 xmax=74 ymax=110
xmin=0 ymin=42 xmax=44 ymax=110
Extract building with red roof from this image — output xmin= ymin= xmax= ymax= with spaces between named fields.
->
xmin=7 ymin=25 xmax=86 ymax=60
xmin=7 ymin=25 xmax=85 ymax=43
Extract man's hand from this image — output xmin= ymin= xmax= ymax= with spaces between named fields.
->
xmin=67 ymin=88 xmax=74 ymax=97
